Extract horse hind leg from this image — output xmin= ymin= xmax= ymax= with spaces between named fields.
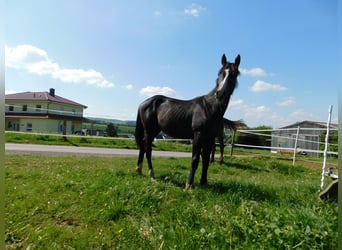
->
xmin=219 ymin=138 xmax=224 ymax=165
xmin=210 ymin=143 xmax=216 ymax=163
xmin=145 ymin=134 xmax=156 ymax=179
xmin=136 ymin=134 xmax=155 ymax=179
xmin=146 ymin=150 xmax=155 ymax=179
xmin=136 ymin=147 xmax=145 ymax=174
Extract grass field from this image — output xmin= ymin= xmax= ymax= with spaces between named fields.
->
xmin=5 ymin=153 xmax=337 ymax=249
xmin=5 ymin=132 xmax=194 ymax=152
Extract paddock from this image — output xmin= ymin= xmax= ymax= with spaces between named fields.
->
xmin=5 ymin=152 xmax=338 ymax=249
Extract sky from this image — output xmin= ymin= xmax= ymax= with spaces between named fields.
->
xmin=4 ymin=0 xmax=339 ymax=128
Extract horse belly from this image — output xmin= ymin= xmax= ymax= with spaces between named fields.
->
xmin=156 ymin=100 xmax=195 ymax=139
xmin=160 ymin=119 xmax=193 ymax=139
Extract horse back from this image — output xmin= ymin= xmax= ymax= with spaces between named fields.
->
xmin=138 ymin=94 xmax=222 ymax=140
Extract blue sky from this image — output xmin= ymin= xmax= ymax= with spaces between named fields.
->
xmin=5 ymin=0 xmax=338 ymax=128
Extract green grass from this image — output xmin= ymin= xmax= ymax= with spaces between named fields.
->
xmin=5 ymin=132 xmax=137 ymax=149
xmin=5 ymin=154 xmax=337 ymax=249
xmin=5 ymin=132 xmax=194 ymax=152
xmin=5 ymin=132 xmax=339 ymax=163
xmin=82 ymin=122 xmax=136 ymax=137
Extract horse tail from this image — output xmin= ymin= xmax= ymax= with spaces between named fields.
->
xmin=135 ymin=110 xmax=144 ymax=149
xmin=223 ymin=118 xmax=247 ymax=131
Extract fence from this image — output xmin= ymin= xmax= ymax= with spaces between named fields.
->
xmin=231 ymin=105 xmax=338 ymax=191
xmin=233 ymin=127 xmax=338 ymax=157
xmin=5 ymin=101 xmax=338 ymax=191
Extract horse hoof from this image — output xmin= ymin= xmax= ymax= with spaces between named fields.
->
xmin=184 ymin=183 xmax=192 ymax=190
xmin=136 ymin=167 xmax=142 ymax=174
xmin=149 ymin=170 xmax=155 ymax=179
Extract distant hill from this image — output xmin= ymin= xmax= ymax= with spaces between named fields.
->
xmin=86 ymin=117 xmax=136 ymax=127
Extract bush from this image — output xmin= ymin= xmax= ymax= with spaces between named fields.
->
xmin=106 ymin=123 xmax=118 ymax=137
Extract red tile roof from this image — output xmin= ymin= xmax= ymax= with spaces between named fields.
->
xmin=5 ymin=91 xmax=87 ymax=108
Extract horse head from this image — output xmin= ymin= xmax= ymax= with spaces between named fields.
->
xmin=215 ymin=54 xmax=240 ymax=100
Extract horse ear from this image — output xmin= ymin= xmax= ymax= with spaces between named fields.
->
xmin=235 ymin=54 xmax=241 ymax=67
xmin=221 ymin=54 xmax=227 ymax=66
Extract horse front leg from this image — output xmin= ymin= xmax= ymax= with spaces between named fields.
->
xmin=219 ymin=135 xmax=224 ymax=165
xmin=200 ymin=138 xmax=214 ymax=186
xmin=210 ymin=142 xmax=216 ymax=163
xmin=185 ymin=132 xmax=201 ymax=189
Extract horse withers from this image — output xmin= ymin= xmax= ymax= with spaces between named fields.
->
xmin=135 ymin=54 xmax=241 ymax=188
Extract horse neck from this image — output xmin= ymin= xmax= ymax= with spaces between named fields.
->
xmin=215 ymin=78 xmax=237 ymax=114
xmin=204 ymin=91 xmax=231 ymax=117
xmin=216 ymin=95 xmax=231 ymax=116
xmin=205 ymin=77 xmax=237 ymax=116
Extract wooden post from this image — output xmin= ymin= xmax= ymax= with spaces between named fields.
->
xmin=230 ymin=130 xmax=236 ymax=157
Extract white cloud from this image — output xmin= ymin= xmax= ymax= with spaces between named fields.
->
xmin=227 ymin=98 xmax=281 ymax=127
xmin=5 ymin=44 xmax=114 ymax=88
xmin=230 ymin=98 xmax=245 ymax=107
xmin=139 ymin=86 xmax=176 ymax=98
xmin=5 ymin=44 xmax=48 ymax=68
xmin=5 ymin=90 xmax=21 ymax=95
xmin=125 ymin=84 xmax=134 ymax=90
xmin=226 ymin=98 xmax=321 ymax=128
xmin=250 ymin=80 xmax=287 ymax=92
xmin=240 ymin=67 xmax=267 ymax=77
xmin=184 ymin=3 xmax=205 ymax=17
xmin=276 ymin=96 xmax=296 ymax=107
xmin=288 ymin=109 xmax=315 ymax=122
xmin=245 ymin=105 xmax=271 ymax=118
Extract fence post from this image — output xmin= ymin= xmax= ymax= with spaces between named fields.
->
xmin=230 ymin=130 xmax=236 ymax=157
xmin=292 ymin=126 xmax=300 ymax=166
xmin=320 ymin=105 xmax=333 ymax=190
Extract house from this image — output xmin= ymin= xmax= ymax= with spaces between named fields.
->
xmin=5 ymin=88 xmax=89 ymax=134
xmin=271 ymin=120 xmax=338 ymax=157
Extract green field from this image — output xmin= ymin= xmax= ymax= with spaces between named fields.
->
xmin=5 ymin=132 xmax=193 ymax=152
xmin=5 ymin=153 xmax=337 ymax=249
xmin=82 ymin=122 xmax=136 ymax=137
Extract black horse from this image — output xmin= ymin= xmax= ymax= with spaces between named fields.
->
xmin=210 ymin=118 xmax=246 ymax=164
xmin=135 ymin=54 xmax=240 ymax=188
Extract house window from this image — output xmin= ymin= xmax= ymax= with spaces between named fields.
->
xmin=8 ymin=105 xmax=14 ymax=111
xmin=26 ymin=123 xmax=32 ymax=131
xmin=72 ymin=109 xmax=76 ymax=115
xmin=13 ymin=123 xmax=20 ymax=131
xmin=36 ymin=104 xmax=42 ymax=112
xmin=22 ymin=105 xmax=28 ymax=112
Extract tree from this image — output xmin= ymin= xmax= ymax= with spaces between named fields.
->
xmin=320 ymin=130 xmax=338 ymax=153
xmin=106 ymin=123 xmax=118 ymax=137
xmin=235 ymin=125 xmax=272 ymax=148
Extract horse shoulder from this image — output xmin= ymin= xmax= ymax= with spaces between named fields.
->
xmin=191 ymin=103 xmax=207 ymax=131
